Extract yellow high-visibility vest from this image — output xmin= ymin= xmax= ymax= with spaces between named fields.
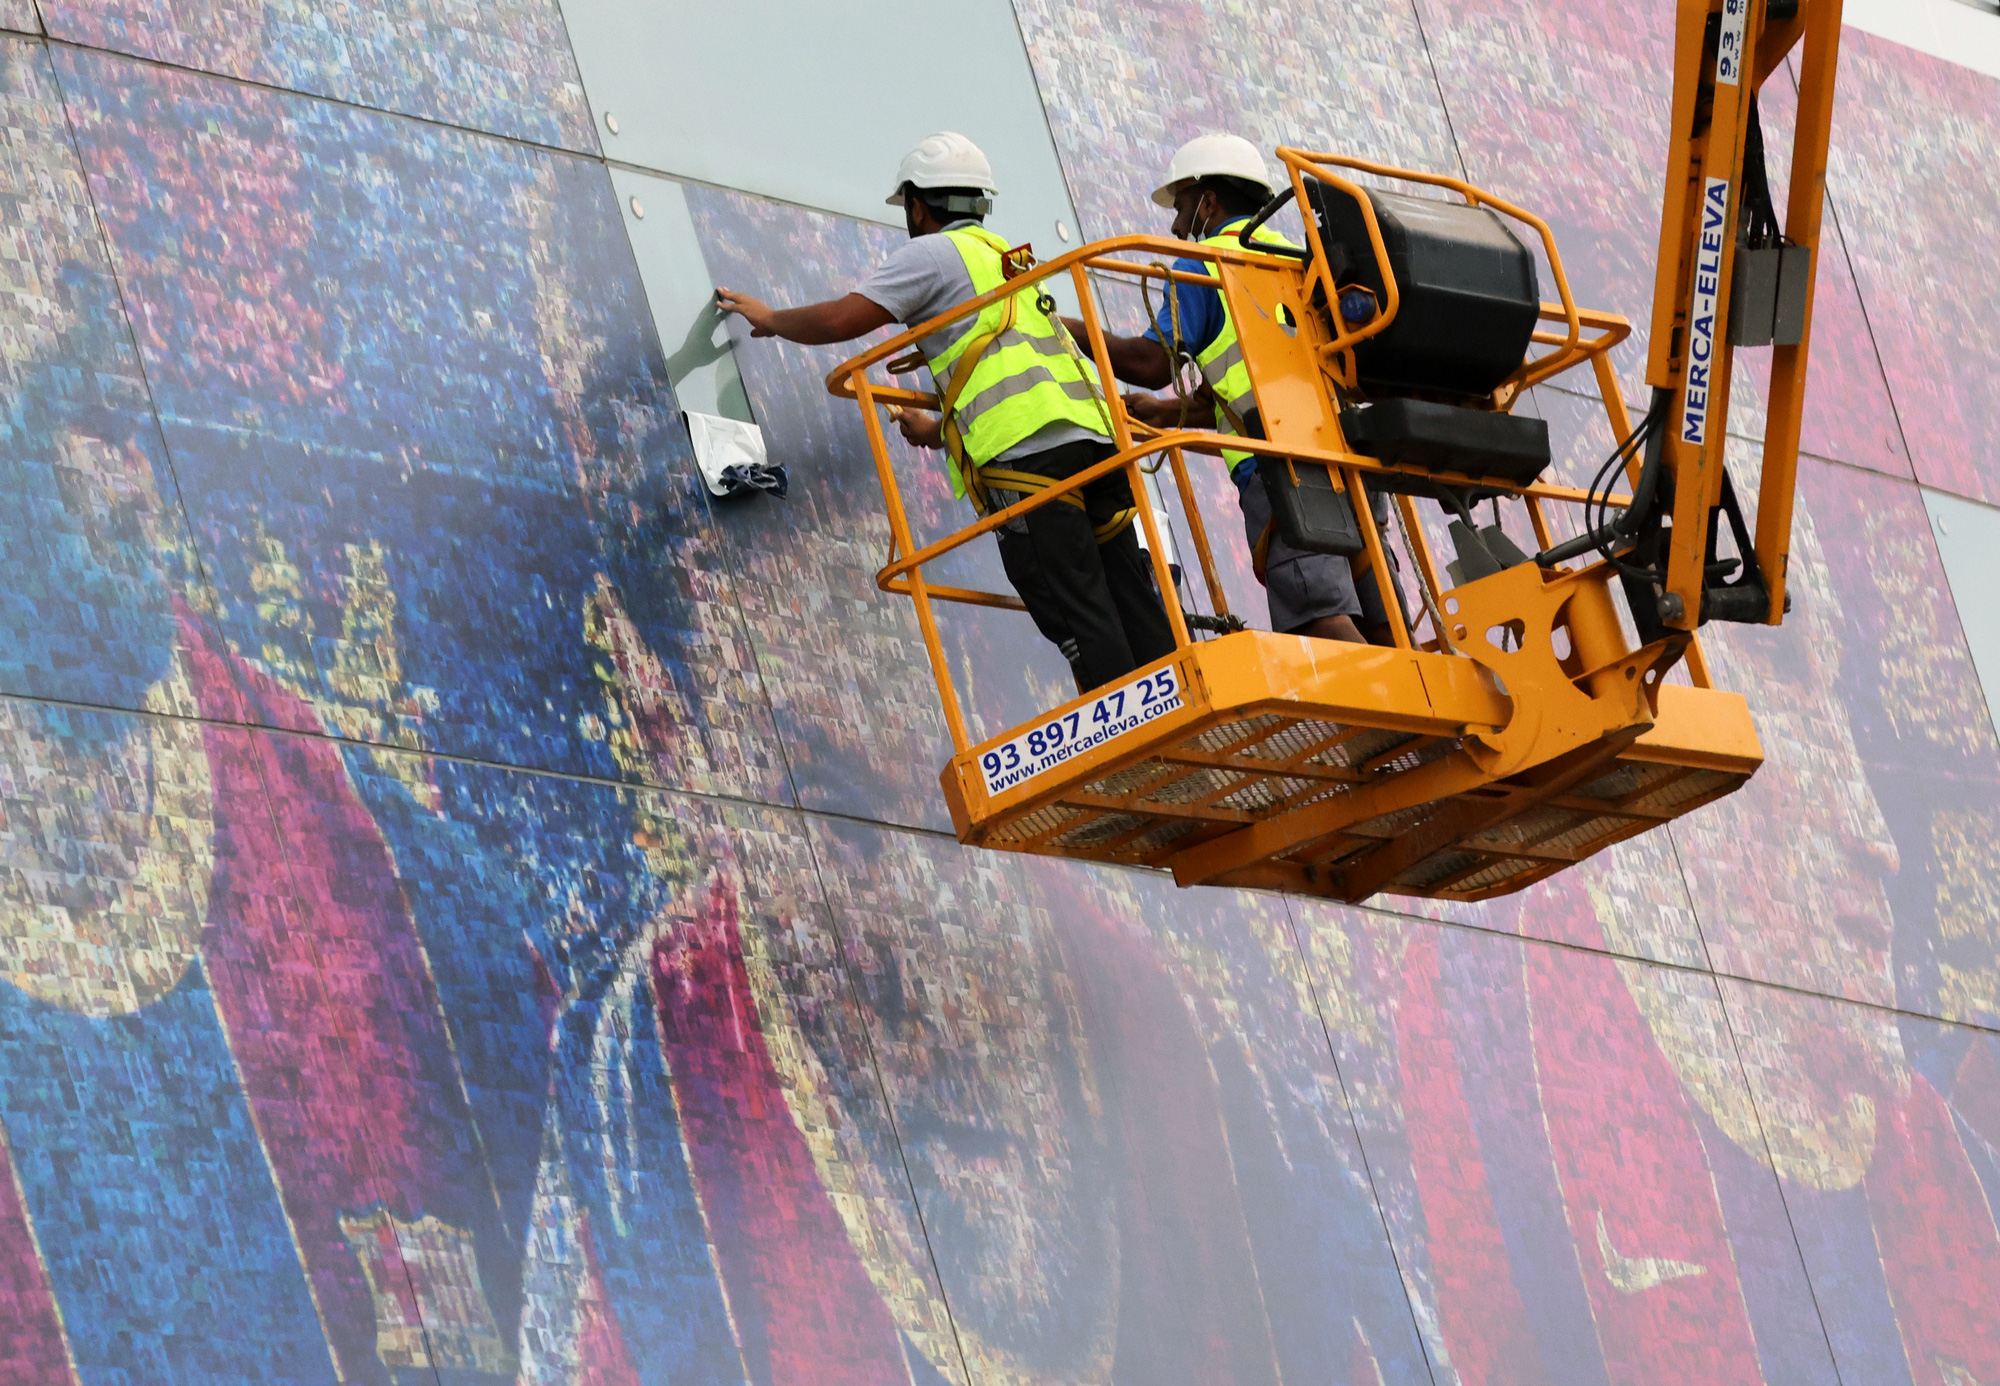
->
xmin=1189 ymin=218 xmax=1300 ymax=469
xmin=930 ymin=225 xmax=1108 ymax=498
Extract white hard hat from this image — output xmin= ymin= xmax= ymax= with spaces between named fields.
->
xmin=1151 ymin=134 xmax=1274 ymax=209
xmin=886 ymin=132 xmax=999 ymax=206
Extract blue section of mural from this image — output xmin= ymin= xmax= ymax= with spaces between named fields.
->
xmin=0 ymin=38 xmax=222 ymax=717
xmin=5 ymin=972 xmax=340 ymax=1384
xmin=52 ymin=44 xmax=784 ymax=803
xmin=38 ymin=0 xmax=596 ymax=150
xmin=1 ymin=967 xmax=338 ymax=1386
xmin=0 ymin=2 xmax=1998 ymax=1384
xmin=330 ymin=752 xmax=765 ymax=1385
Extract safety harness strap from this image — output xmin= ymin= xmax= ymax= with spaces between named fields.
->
xmin=939 ymin=289 xmax=1017 ymax=470
xmin=969 ymin=466 xmax=1138 ymax=546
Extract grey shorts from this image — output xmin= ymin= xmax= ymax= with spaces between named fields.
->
xmin=1237 ymin=469 xmax=1398 ymax=635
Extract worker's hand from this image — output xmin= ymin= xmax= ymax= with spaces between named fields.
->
xmin=1122 ymin=392 xmax=1188 ymax=429
xmin=714 ymin=288 xmax=779 ymax=337
xmin=893 ymin=407 xmax=944 ymax=450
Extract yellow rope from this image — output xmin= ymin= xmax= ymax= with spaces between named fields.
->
xmin=1141 ymin=261 xmax=1197 ymax=436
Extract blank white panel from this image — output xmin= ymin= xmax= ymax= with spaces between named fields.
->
xmin=610 ymin=167 xmax=753 ymax=423
xmin=1844 ymin=0 xmax=2000 ymax=81
xmin=1922 ymin=487 xmax=2000 ymax=729
xmin=561 ymin=0 xmax=1080 ymax=253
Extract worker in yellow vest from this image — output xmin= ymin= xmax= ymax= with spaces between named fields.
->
xmin=716 ymin=132 xmax=1175 ymax=693
xmin=1076 ymin=134 xmax=1400 ymax=646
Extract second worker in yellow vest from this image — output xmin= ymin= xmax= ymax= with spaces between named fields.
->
xmin=1069 ymin=134 xmax=1401 ymax=646
xmin=716 ymin=132 xmax=1175 ymax=693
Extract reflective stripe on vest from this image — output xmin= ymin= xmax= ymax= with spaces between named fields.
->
xmin=1191 ymin=218 xmax=1300 ymax=469
xmin=928 ymin=225 xmax=1109 ymax=497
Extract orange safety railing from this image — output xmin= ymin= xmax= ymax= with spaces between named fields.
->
xmin=826 ymin=156 xmax=1710 ymax=757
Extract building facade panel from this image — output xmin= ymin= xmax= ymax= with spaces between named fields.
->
xmin=1824 ymin=31 xmax=2000 ymax=503
xmin=1299 ymin=900 xmax=1844 ymax=1386
xmin=0 ymin=696 xmax=406 ymax=1384
xmin=40 ymin=0 xmax=595 ymax=150
xmin=1674 ymin=456 xmax=2000 ymax=1022
xmin=1719 ymin=977 xmax=2000 ymax=1386
xmin=556 ymin=0 xmax=1077 ymax=242
xmin=1922 ymin=488 xmax=2000 ymax=733
xmin=52 ymin=47 xmax=786 ymax=800
xmin=807 ymin=816 xmax=1432 ymax=1386
xmin=0 ymin=36 xmax=232 ymax=718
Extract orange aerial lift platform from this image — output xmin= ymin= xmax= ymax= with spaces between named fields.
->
xmin=827 ymin=0 xmax=1839 ymax=904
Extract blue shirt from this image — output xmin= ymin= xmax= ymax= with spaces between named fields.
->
xmin=1144 ymin=218 xmax=1262 ymax=484
xmin=1143 ymin=219 xmax=1254 ymax=358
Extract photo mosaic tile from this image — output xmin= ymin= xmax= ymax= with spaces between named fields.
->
xmin=1824 ymin=32 xmax=2000 ymax=504
xmin=253 ymin=736 xmax=944 ymax=1384
xmin=1296 ymin=901 xmax=1840 ymax=1386
xmin=301 ymin=747 xmax=936 ymax=1386
xmin=1676 ymin=458 xmax=2000 ymax=1020
xmin=0 ymin=696 xmax=383 ymax=1383
xmin=1013 ymin=0 xmax=1459 ymax=244
xmin=1721 ymin=978 xmax=2000 ymax=1386
xmin=0 ymin=37 xmax=230 ymax=718
xmin=0 ymin=672 xmax=968 ymax=1381
xmin=54 ymin=48 xmax=784 ymax=801
xmin=808 ymin=818 xmax=1430 ymax=1386
xmin=41 ymin=0 xmax=595 ymax=150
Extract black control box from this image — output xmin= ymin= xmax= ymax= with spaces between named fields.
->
xmin=1307 ymin=184 xmax=1541 ymax=400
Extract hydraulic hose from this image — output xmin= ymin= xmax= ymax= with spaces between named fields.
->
xmin=1535 ymin=388 xmax=1672 ymax=567
xmin=1234 ymin=186 xmax=1313 ymax=261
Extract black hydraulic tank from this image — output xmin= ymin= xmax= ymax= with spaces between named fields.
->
xmin=1306 ymin=184 xmax=1541 ymax=399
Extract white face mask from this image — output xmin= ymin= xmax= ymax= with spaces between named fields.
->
xmin=1190 ymin=195 xmax=1214 ymax=241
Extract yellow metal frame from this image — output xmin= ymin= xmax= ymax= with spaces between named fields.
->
xmin=824 ymin=219 xmax=1744 ymax=901
xmin=1646 ymin=0 xmax=1845 ymax=627
xmin=831 ymin=230 xmax=1662 ymax=713
xmin=822 ymin=0 xmax=1836 ymax=900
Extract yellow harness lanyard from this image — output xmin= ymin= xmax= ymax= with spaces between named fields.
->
xmin=1144 ymin=247 xmax=1275 ymax=582
xmin=936 ymin=266 xmax=1134 ymax=546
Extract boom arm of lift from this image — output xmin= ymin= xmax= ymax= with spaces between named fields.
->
xmin=1546 ymin=0 xmax=1842 ymax=632
xmin=822 ymin=0 xmax=1840 ymax=904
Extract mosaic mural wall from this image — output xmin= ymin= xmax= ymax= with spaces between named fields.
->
xmin=0 ymin=0 xmax=1995 ymax=1383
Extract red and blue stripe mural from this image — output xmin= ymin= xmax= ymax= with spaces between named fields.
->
xmin=0 ymin=0 xmax=1994 ymax=1382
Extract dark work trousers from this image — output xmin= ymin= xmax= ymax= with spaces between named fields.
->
xmin=982 ymin=438 xmax=1177 ymax=693
xmin=994 ymin=531 xmax=1085 ymax=684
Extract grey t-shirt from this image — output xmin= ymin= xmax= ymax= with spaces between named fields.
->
xmin=855 ymin=221 xmax=1105 ymax=463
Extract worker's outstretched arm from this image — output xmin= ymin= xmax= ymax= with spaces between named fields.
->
xmin=1060 ymin=316 xmax=1173 ymax=389
xmin=715 ymin=289 xmax=894 ymax=345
